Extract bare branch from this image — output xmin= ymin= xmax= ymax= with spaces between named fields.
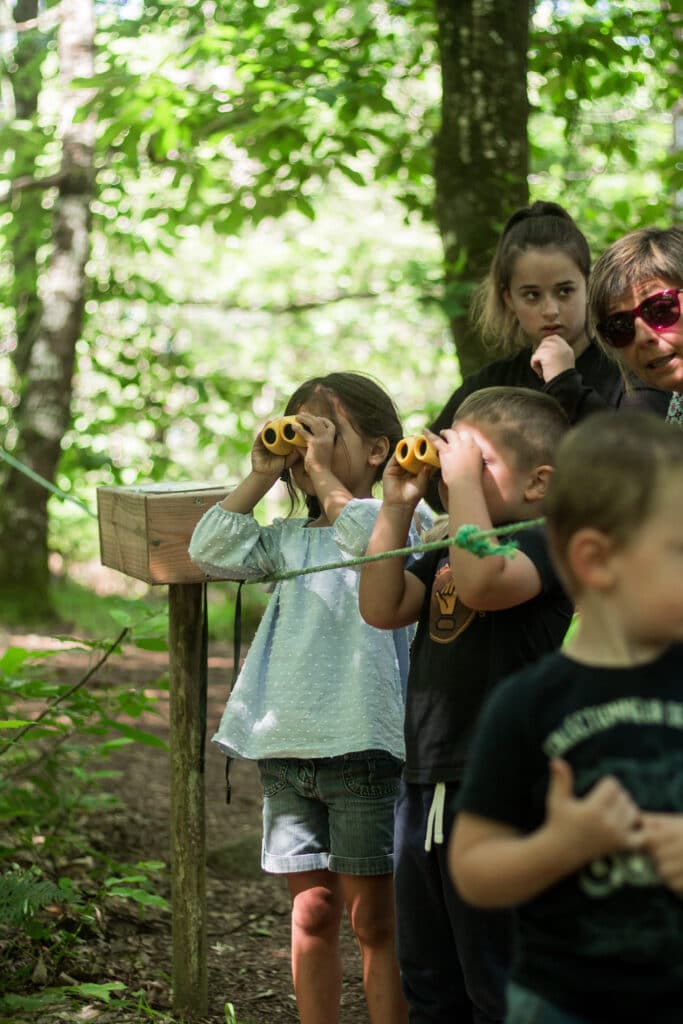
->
xmin=199 ymin=290 xmax=382 ymax=314
xmin=0 ymin=626 xmax=130 ymax=757
xmin=1 ymin=3 xmax=62 ymax=33
xmin=0 ymin=172 xmax=65 ymax=205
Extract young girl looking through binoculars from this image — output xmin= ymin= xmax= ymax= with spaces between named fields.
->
xmin=189 ymin=371 xmax=428 ymax=1024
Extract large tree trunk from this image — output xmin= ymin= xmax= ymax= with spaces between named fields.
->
xmin=0 ymin=0 xmax=95 ymax=616
xmin=434 ymin=0 xmax=532 ymax=376
xmin=7 ymin=0 xmax=44 ymax=380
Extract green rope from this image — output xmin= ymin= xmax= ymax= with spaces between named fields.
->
xmin=0 ymin=446 xmax=96 ymax=518
xmin=0 ymin=443 xmax=544 ymax=582
xmin=265 ymin=517 xmax=545 ymax=582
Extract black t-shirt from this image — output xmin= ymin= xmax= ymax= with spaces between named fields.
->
xmin=458 ymin=645 xmax=683 ymax=1021
xmin=431 ymin=341 xmax=671 ymax=435
xmin=404 ymin=526 xmax=572 ymax=783
xmin=427 ymin=344 xmax=671 ymax=510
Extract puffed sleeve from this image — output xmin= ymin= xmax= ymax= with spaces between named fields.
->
xmin=333 ymin=497 xmax=433 ymax=562
xmin=332 ymin=498 xmax=383 ymax=559
xmin=188 ymin=504 xmax=282 ymax=580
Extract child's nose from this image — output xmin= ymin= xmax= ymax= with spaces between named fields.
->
xmin=541 ymin=295 xmax=559 ymax=318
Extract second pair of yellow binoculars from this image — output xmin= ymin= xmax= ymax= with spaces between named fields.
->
xmin=261 ymin=416 xmax=308 ymax=455
xmin=396 ymin=435 xmax=439 ymax=475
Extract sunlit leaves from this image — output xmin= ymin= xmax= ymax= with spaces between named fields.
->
xmin=529 ymin=0 xmax=682 ymax=222
xmin=81 ymin=0 xmax=434 ymax=236
xmin=3 ymin=0 xmax=682 ymax=575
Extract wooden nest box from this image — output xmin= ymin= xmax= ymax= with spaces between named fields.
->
xmin=97 ymin=482 xmax=229 ymax=585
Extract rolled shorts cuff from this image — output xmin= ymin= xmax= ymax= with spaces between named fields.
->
xmin=328 ymin=851 xmax=394 ymax=875
xmin=261 ymin=848 xmax=330 ymax=874
xmin=262 ymin=849 xmax=394 ymax=875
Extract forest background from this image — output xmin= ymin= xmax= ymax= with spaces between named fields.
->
xmin=0 ymin=1 xmax=682 ymax=1021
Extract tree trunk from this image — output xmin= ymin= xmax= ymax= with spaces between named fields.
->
xmin=0 ymin=0 xmax=95 ymax=616
xmin=7 ymin=0 xmax=44 ymax=380
xmin=434 ymin=0 xmax=532 ymax=376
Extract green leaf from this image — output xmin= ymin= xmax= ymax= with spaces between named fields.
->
xmin=294 ymin=194 xmax=316 ymax=220
xmin=102 ymin=721 xmax=168 ymax=749
xmin=134 ymin=637 xmax=169 ymax=652
xmin=0 ymin=991 xmax=67 ymax=1012
xmin=70 ymin=981 xmax=127 ymax=1002
xmin=107 ymin=887 xmax=168 ymax=909
xmin=0 ymin=647 xmax=31 ymax=673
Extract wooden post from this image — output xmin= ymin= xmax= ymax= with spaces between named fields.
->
xmin=96 ymin=483 xmax=232 ymax=1020
xmin=169 ymin=583 xmax=207 ymax=1018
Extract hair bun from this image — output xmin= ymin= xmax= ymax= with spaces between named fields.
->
xmin=503 ymin=200 xmax=574 ymax=236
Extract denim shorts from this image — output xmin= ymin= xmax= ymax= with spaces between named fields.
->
xmin=258 ymin=751 xmax=401 ymax=876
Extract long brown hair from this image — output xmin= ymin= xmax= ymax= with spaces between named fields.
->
xmin=471 ymin=200 xmax=591 ymax=355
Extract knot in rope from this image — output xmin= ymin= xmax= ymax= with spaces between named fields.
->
xmin=453 ymin=523 xmax=518 ymax=559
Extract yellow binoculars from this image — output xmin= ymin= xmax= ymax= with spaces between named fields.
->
xmin=395 ymin=435 xmax=440 ymax=475
xmin=261 ymin=416 xmax=308 ymax=456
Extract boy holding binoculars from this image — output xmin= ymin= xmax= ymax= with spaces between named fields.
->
xmin=359 ymin=386 xmax=572 ymax=1024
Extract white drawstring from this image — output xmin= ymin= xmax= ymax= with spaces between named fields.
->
xmin=424 ymin=781 xmax=446 ymax=852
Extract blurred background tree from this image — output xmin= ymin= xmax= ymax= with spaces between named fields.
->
xmin=0 ymin=0 xmax=681 ymax=621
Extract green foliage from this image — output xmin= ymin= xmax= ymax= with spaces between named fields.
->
xmin=0 ymin=625 xmax=175 ymax=1009
xmin=0 ymin=868 xmax=77 ymax=928
xmin=103 ymin=865 xmax=169 ymax=911
xmin=224 ymin=1000 xmax=259 ymax=1024
xmin=0 ymin=981 xmax=127 ymax=1016
xmin=6 ymin=0 xmax=680 ymax=555
xmin=529 ymin=1 xmax=682 ymax=236
xmin=87 ymin=0 xmax=435 ymax=229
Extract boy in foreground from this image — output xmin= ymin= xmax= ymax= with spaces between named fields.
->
xmin=360 ymin=387 xmax=572 ymax=1023
xmin=450 ymin=410 xmax=683 ymax=1023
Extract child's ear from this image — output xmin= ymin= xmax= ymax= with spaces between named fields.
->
xmin=524 ymin=464 xmax=553 ymax=502
xmin=566 ymin=528 xmax=616 ymax=590
xmin=368 ymin=435 xmax=391 ymax=466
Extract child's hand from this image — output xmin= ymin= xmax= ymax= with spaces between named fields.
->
xmin=546 ymin=758 xmax=641 ymax=864
xmin=430 ymin=426 xmax=483 ymax=488
xmin=253 ymin=423 xmax=302 ymax=477
xmin=382 ymin=453 xmax=431 ymax=508
xmin=530 ymin=334 xmax=576 ymax=382
xmin=294 ymin=412 xmax=336 ymax=475
xmin=639 ymin=812 xmax=683 ymax=894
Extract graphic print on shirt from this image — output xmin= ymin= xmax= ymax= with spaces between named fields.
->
xmin=429 ymin=561 xmax=477 ymax=644
xmin=539 ymin=700 xmax=683 ymax=961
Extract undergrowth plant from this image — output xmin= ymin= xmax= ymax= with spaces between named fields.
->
xmin=0 ymin=603 xmax=173 ymax=1014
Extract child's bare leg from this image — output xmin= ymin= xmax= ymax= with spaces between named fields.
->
xmin=287 ymin=869 xmax=344 ymax=1024
xmin=341 ymin=872 xmax=408 ymax=1024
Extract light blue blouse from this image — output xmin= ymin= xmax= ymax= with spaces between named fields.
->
xmin=189 ymin=498 xmax=427 ymax=762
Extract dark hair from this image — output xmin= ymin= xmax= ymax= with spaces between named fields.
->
xmin=282 ymin=371 xmax=403 ymax=518
xmin=545 ymin=410 xmax=683 ymax=589
xmin=472 ymin=201 xmax=592 ymax=354
xmin=455 ymin=386 xmax=570 ymax=469
xmin=589 ymin=225 xmax=683 ymax=354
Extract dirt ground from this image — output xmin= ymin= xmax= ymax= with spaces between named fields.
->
xmin=4 ymin=633 xmax=368 ymax=1024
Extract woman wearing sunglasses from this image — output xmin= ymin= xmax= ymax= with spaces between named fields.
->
xmin=426 ymin=203 xmax=671 ymax=510
xmin=589 ymin=224 xmax=683 ymax=424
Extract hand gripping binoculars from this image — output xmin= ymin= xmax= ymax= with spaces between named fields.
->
xmin=395 ymin=435 xmax=440 ymax=475
xmin=261 ymin=416 xmax=309 ymax=455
